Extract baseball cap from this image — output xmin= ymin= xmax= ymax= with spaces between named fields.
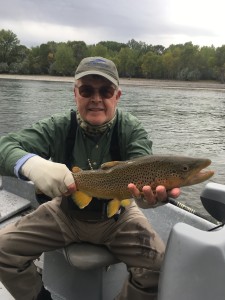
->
xmin=75 ymin=57 xmax=119 ymax=87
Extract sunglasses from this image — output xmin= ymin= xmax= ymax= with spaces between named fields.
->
xmin=76 ymin=85 xmax=116 ymax=99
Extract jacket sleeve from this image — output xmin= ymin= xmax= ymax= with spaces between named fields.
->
xmin=117 ymin=110 xmax=153 ymax=160
xmin=0 ymin=112 xmax=71 ymax=176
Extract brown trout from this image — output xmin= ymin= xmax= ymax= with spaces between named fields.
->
xmin=71 ymin=155 xmax=214 ymax=217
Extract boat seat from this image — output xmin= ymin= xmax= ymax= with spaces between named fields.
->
xmin=63 ymin=242 xmax=120 ymax=270
xmin=158 ymin=222 xmax=225 ymax=300
xmin=43 ymin=243 xmax=127 ymax=300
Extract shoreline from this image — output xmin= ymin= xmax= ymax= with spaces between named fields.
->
xmin=0 ymin=74 xmax=225 ymax=91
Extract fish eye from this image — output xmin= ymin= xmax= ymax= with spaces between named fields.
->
xmin=182 ymin=164 xmax=189 ymax=172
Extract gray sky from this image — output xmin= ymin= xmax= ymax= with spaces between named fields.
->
xmin=0 ymin=0 xmax=224 ymax=48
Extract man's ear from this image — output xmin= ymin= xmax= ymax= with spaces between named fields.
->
xmin=116 ymin=88 xmax=122 ymax=100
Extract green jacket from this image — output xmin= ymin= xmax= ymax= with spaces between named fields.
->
xmin=0 ymin=109 xmax=152 ymax=176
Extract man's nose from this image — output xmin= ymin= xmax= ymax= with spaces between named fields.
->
xmin=91 ymin=90 xmax=103 ymax=101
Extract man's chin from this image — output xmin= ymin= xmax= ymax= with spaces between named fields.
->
xmin=86 ymin=117 xmax=107 ymax=126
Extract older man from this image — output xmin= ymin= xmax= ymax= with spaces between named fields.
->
xmin=0 ymin=57 xmax=180 ymax=300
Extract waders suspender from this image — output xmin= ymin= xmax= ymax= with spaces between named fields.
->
xmin=65 ymin=109 xmax=121 ymax=169
xmin=63 ymin=110 xmax=122 ymax=220
xmin=36 ymin=111 xmax=121 ymax=205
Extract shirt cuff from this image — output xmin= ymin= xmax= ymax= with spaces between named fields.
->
xmin=14 ymin=153 xmax=37 ymax=179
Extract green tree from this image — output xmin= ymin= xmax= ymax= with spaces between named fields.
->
xmin=127 ymin=39 xmax=149 ymax=55
xmin=115 ymin=47 xmax=139 ymax=77
xmin=1 ymin=28 xmax=225 ymax=81
xmin=39 ymin=43 xmax=52 ymax=74
xmin=88 ymin=44 xmax=108 ymax=58
xmin=28 ymin=46 xmax=43 ymax=74
xmin=67 ymin=40 xmax=88 ymax=69
xmin=142 ymin=51 xmax=163 ymax=78
xmin=177 ymin=42 xmax=200 ymax=80
xmin=0 ymin=62 xmax=9 ymax=73
xmin=50 ymin=43 xmax=75 ymax=76
xmin=215 ymin=45 xmax=225 ymax=83
xmin=0 ymin=29 xmax=20 ymax=65
xmin=162 ymin=46 xmax=182 ymax=79
xmin=162 ymin=43 xmax=201 ymax=80
xmin=8 ymin=45 xmax=29 ymax=74
xmin=151 ymin=45 xmax=165 ymax=55
xmin=27 ymin=42 xmax=56 ymax=74
xmin=98 ymin=41 xmax=127 ymax=53
xmin=180 ymin=42 xmax=199 ymax=69
xmin=198 ymin=46 xmax=216 ymax=79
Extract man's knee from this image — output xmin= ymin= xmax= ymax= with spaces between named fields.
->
xmin=0 ymin=222 xmax=31 ymax=269
xmin=0 ymin=228 xmax=11 ymax=253
xmin=0 ymin=229 xmax=18 ymax=265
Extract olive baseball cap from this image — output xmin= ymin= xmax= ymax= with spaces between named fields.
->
xmin=75 ymin=57 xmax=119 ymax=86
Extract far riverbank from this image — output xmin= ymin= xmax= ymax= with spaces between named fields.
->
xmin=0 ymin=74 xmax=225 ymax=91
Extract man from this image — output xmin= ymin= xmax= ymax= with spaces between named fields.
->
xmin=0 ymin=57 xmax=180 ymax=300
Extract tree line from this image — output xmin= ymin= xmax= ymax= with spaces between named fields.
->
xmin=0 ymin=29 xmax=225 ymax=82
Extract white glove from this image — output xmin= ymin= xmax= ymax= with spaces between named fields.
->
xmin=21 ymin=156 xmax=75 ymax=198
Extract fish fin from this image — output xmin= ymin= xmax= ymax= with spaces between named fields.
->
xmin=71 ymin=191 xmax=92 ymax=209
xmin=107 ymin=199 xmax=121 ymax=217
xmin=120 ymin=199 xmax=132 ymax=207
xmin=101 ymin=161 xmax=124 ymax=170
xmin=72 ymin=166 xmax=82 ymax=173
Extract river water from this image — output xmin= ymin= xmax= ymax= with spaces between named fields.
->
xmin=1 ymin=78 xmax=225 ymax=219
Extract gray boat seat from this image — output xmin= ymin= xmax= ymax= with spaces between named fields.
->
xmin=63 ymin=242 xmax=120 ymax=270
xmin=43 ymin=244 xmax=128 ymax=300
xmin=158 ymin=222 xmax=225 ymax=300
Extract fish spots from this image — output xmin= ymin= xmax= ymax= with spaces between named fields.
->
xmin=72 ymin=155 xmax=213 ymax=212
xmin=136 ymin=180 xmax=144 ymax=189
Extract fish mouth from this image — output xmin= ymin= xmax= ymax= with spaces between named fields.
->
xmin=186 ymin=159 xmax=214 ymax=186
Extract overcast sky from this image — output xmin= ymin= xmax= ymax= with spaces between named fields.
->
xmin=0 ymin=0 xmax=224 ymax=48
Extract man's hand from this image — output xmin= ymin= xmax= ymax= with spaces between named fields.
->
xmin=128 ymin=183 xmax=181 ymax=209
xmin=21 ymin=156 xmax=76 ymax=198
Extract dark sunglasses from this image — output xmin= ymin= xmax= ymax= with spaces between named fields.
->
xmin=76 ymin=85 xmax=116 ymax=99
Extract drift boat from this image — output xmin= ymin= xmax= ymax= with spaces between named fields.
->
xmin=0 ymin=175 xmax=224 ymax=300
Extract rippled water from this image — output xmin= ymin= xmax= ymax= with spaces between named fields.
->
xmin=1 ymin=78 xmax=225 ymax=217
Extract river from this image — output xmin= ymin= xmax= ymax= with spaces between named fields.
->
xmin=1 ymin=78 xmax=225 ymax=219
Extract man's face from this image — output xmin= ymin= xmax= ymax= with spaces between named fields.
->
xmin=74 ymin=76 xmax=121 ymax=126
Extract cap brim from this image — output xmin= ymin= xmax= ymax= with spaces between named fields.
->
xmin=75 ymin=70 xmax=119 ymax=87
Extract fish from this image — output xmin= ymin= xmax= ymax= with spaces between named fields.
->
xmin=71 ymin=155 xmax=214 ymax=217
